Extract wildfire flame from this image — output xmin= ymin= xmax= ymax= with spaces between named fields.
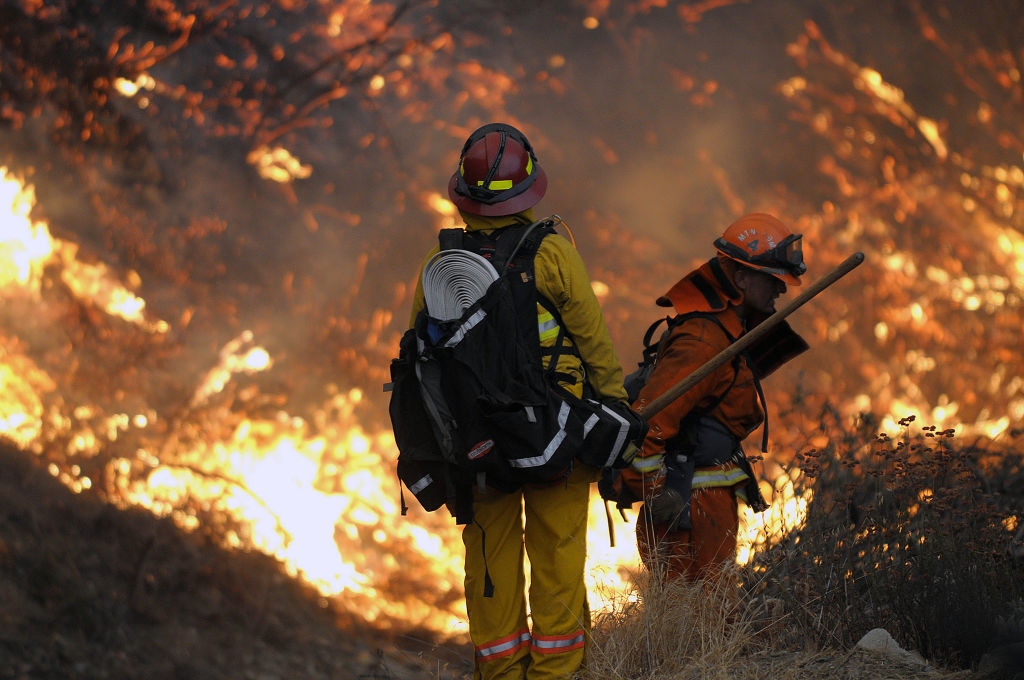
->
xmin=247 ymin=145 xmax=313 ymax=183
xmin=0 ymin=169 xmax=165 ymax=332
xmin=0 ymin=165 xmax=815 ymax=634
xmin=0 ymin=3 xmax=1022 ymax=642
xmin=0 ymin=168 xmax=54 ymax=288
xmin=0 ymin=170 xmax=467 ymax=629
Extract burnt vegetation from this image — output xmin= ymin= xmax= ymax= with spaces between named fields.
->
xmin=1 ymin=0 xmax=1024 ymax=678
xmin=745 ymin=409 xmax=1024 ymax=671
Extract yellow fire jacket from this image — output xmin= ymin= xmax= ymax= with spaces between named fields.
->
xmin=408 ymin=209 xmax=628 ymax=404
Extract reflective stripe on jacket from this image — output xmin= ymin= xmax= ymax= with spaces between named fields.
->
xmin=692 ymin=461 xmax=750 ymax=490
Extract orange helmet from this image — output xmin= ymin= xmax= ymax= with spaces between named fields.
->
xmin=714 ymin=213 xmax=806 ymax=286
xmin=447 ymin=123 xmax=547 ymax=216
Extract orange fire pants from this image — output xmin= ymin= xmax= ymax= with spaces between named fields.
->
xmin=635 ymin=485 xmax=739 ymax=582
xmin=462 ymin=464 xmax=595 ymax=680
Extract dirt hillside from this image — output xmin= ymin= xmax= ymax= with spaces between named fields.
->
xmin=0 ymin=440 xmax=471 ymax=680
xmin=1 ymin=437 xmax=1010 ymax=680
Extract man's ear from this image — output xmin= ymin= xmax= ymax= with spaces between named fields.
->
xmin=732 ymin=266 xmax=750 ymax=292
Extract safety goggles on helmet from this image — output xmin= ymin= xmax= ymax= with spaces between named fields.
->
xmin=714 ymin=233 xmax=807 ymax=279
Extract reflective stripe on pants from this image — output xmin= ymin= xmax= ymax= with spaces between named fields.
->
xmin=531 ymin=629 xmax=585 ymax=654
xmin=475 ymin=629 xmax=531 ymax=662
xmin=463 ymin=464 xmax=595 ymax=680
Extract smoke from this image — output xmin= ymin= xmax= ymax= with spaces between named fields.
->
xmin=0 ymin=0 xmax=1019 ymax=432
xmin=0 ymin=4 xmax=1013 ymax=413
xmin=0 ymin=0 xmax=1022 ymax=638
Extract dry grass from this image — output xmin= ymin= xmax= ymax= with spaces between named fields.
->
xmin=581 ymin=564 xmax=974 ymax=680
xmin=577 ymin=409 xmax=1024 ymax=680
xmin=584 ymin=566 xmax=754 ymax=679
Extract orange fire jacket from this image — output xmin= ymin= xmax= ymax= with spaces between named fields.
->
xmin=620 ymin=256 xmax=769 ymax=499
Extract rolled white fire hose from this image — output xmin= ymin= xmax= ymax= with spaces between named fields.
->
xmin=422 ymin=249 xmax=498 ymax=321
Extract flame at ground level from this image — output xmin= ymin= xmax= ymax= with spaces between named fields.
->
xmin=0 ymin=165 xmax=871 ymax=636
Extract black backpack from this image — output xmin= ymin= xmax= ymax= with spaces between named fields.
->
xmin=623 ymin=312 xmax=743 ymax=403
xmin=388 ymin=217 xmax=646 ymax=524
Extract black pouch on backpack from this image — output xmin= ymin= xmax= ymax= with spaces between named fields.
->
xmin=569 ymin=391 xmax=647 ymax=470
xmin=389 ymin=327 xmax=458 ymax=512
xmin=478 ymin=381 xmax=647 ymax=485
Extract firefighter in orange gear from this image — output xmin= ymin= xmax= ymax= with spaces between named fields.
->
xmin=617 ymin=213 xmax=809 ymax=581
xmin=408 ymin=123 xmax=630 ymax=679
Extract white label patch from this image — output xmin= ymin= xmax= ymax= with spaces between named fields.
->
xmin=467 ymin=439 xmax=494 ymax=460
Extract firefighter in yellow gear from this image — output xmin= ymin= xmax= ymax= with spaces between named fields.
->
xmin=407 ymin=123 xmax=629 ymax=679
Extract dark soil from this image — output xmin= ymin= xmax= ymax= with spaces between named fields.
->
xmin=0 ymin=439 xmax=471 ymax=680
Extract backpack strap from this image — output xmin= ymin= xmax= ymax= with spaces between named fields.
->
xmin=514 ymin=220 xmax=587 ymax=387
xmin=493 ymin=217 xmax=555 ymax=273
xmin=747 ymin=361 xmax=769 ymax=453
xmin=478 ymin=218 xmax=584 ymax=382
xmin=666 ymin=311 xmax=770 ymax=452
xmin=438 ymin=227 xmax=464 ymax=251
xmin=699 ymin=313 xmax=770 ymax=453
xmin=640 ymin=316 xmax=673 ymax=364
xmin=536 ymin=295 xmax=586 ymax=387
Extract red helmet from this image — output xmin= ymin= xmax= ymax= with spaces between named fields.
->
xmin=447 ymin=123 xmax=547 ymax=216
xmin=714 ymin=213 xmax=806 ymax=286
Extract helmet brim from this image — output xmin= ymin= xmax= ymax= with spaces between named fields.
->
xmin=447 ymin=166 xmax=547 ymax=217
xmin=748 ymin=261 xmax=802 ymax=286
xmin=716 ymin=250 xmax=803 ymax=286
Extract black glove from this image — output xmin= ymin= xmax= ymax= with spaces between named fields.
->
xmin=598 ymin=468 xmax=640 ymax=509
xmin=604 ymin=400 xmax=649 ymax=468
xmin=644 ymin=486 xmax=692 ymax=530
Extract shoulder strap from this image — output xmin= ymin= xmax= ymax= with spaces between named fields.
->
xmin=669 ymin=311 xmax=770 ymax=451
xmin=451 ymin=218 xmax=553 ymax=271
xmin=512 ymin=219 xmax=582 ymax=380
xmin=641 ymin=316 xmax=672 ymax=356
xmin=536 ymin=294 xmax=584 ymax=381
xmin=438 ymin=228 xmax=464 ymax=251
xmin=658 ymin=311 xmax=736 ymax=353
xmin=494 ymin=218 xmax=555 ymax=272
xmin=700 ymin=313 xmax=769 ymax=452
xmin=748 ymin=361 xmax=769 ymax=453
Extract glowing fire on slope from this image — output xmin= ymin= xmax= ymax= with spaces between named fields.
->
xmin=780 ymin=20 xmax=1024 ymax=447
xmin=0 ymin=172 xmax=465 ymax=628
xmin=0 ymin=166 xmax=811 ymax=635
xmin=0 ymin=168 xmax=166 ymax=333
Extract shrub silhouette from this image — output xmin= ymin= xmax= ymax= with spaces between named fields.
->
xmin=744 ymin=404 xmax=1024 ymax=668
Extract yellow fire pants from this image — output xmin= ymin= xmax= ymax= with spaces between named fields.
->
xmin=462 ymin=464 xmax=595 ymax=680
